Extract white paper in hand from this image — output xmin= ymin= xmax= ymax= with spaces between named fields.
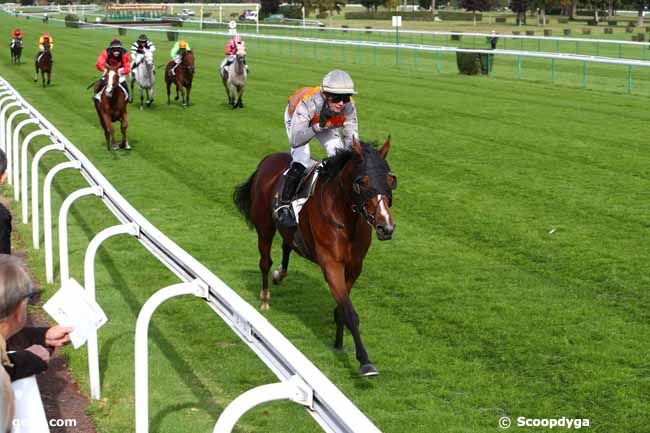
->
xmin=43 ymin=277 xmax=108 ymax=349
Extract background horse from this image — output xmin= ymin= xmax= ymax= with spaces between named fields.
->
xmin=234 ymin=138 xmax=397 ymax=377
xmin=130 ymin=50 xmax=155 ymax=110
xmin=220 ymin=47 xmax=247 ymax=109
xmin=165 ymin=50 xmax=194 ymax=107
xmin=34 ymin=42 xmax=52 ymax=87
xmin=94 ymin=63 xmax=129 ymax=151
xmin=10 ymin=39 xmax=22 ymax=64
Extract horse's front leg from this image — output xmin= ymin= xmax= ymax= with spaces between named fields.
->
xmin=174 ymin=82 xmax=180 ymax=101
xmin=129 ymin=78 xmax=135 ymax=104
xmin=166 ymin=80 xmax=171 ymax=104
xmin=140 ymin=87 xmax=144 ymax=111
xmin=272 ymin=241 xmax=292 ymax=285
xmin=120 ymin=114 xmax=130 ymax=150
xmin=323 ymin=261 xmax=377 ymax=377
xmin=185 ymin=85 xmax=191 ymax=107
xmin=46 ymin=71 xmax=50 ymax=86
xmin=34 ymin=65 xmax=38 ymax=82
xmin=100 ymin=113 xmax=115 ymax=151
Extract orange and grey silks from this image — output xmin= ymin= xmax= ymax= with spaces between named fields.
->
xmin=286 ymin=86 xmax=358 ymax=149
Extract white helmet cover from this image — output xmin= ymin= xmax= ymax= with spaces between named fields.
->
xmin=322 ymin=69 xmax=356 ymax=95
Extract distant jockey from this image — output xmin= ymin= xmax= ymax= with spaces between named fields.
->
xmin=169 ymin=39 xmax=191 ymax=75
xmin=220 ymin=34 xmax=249 ymax=75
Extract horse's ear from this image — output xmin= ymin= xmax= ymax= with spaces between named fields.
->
xmin=352 ymin=137 xmax=363 ymax=160
xmin=379 ymin=135 xmax=391 ymax=160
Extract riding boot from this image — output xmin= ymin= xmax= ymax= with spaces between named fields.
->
xmin=275 ymin=162 xmax=306 ymax=229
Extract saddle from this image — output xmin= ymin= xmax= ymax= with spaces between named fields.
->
xmin=273 ymin=160 xmax=321 ymax=259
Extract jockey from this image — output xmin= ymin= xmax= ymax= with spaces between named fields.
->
xmin=130 ymin=33 xmax=156 ymax=57
xmin=36 ymin=32 xmax=53 ymax=63
xmin=169 ymin=39 xmax=191 ymax=75
xmin=93 ymin=39 xmax=131 ymax=101
xmin=10 ymin=29 xmax=23 ymax=45
xmin=220 ymin=34 xmax=249 ymax=75
xmin=275 ymin=70 xmax=359 ymax=229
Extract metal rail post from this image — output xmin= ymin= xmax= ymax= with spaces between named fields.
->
xmin=21 ymin=129 xmax=51 ymax=223
xmin=135 ymin=281 xmax=207 ymax=433
xmin=84 ymin=223 xmax=140 ymax=400
xmin=43 ymin=161 xmax=81 ymax=283
xmin=31 ymin=143 xmax=64 ymax=249
xmin=12 ymin=118 xmax=38 ymax=200
xmin=58 ymin=186 xmax=103 ymax=282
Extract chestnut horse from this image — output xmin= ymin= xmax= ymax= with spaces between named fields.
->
xmin=165 ymin=50 xmax=194 ymax=107
xmin=94 ymin=63 xmax=129 ymax=151
xmin=34 ymin=42 xmax=52 ymax=87
xmin=234 ymin=138 xmax=397 ymax=376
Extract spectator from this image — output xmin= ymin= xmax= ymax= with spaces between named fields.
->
xmin=0 ymin=255 xmax=73 ymax=382
xmin=0 ymin=150 xmax=11 ymax=255
xmin=488 ymin=30 xmax=498 ymax=50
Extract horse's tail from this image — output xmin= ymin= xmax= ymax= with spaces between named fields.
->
xmin=233 ymin=169 xmax=256 ymax=229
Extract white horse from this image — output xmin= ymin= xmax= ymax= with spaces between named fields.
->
xmin=130 ymin=50 xmax=155 ymax=110
xmin=220 ymin=47 xmax=247 ymax=109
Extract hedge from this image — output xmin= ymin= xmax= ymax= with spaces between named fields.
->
xmin=456 ymin=52 xmax=491 ymax=75
xmin=64 ymin=14 xmax=79 ymax=28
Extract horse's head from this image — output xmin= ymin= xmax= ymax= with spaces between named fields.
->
xmin=327 ymin=137 xmax=396 ymax=240
xmin=104 ymin=65 xmax=120 ymax=97
xmin=183 ymin=50 xmax=195 ymax=75
xmin=144 ymin=50 xmax=154 ymax=66
xmin=43 ymin=41 xmax=50 ymax=52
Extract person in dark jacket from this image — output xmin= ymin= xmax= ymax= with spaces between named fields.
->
xmin=0 ymin=149 xmax=11 ymax=255
xmin=0 ymin=255 xmax=73 ymax=382
xmin=488 ymin=30 xmax=499 ymax=50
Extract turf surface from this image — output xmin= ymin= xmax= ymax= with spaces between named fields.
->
xmin=1 ymin=12 xmax=649 ymax=433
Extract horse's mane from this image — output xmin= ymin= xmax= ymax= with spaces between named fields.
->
xmin=320 ymin=141 xmax=378 ymax=182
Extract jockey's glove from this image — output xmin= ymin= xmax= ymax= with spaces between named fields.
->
xmin=318 ymin=105 xmax=334 ymax=128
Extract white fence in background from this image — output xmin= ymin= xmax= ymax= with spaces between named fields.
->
xmin=0 ymin=77 xmax=382 ymax=433
xmin=3 ymin=8 xmax=649 ymax=70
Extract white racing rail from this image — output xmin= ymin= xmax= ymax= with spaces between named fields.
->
xmin=0 ymin=77 xmax=382 ymax=433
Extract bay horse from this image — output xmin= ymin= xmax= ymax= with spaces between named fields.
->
xmin=220 ymin=47 xmax=247 ymax=109
xmin=165 ymin=50 xmax=194 ymax=107
xmin=130 ymin=50 xmax=155 ymax=110
xmin=34 ymin=42 xmax=52 ymax=87
xmin=10 ymin=39 xmax=22 ymax=64
xmin=234 ymin=138 xmax=397 ymax=376
xmin=94 ymin=63 xmax=129 ymax=151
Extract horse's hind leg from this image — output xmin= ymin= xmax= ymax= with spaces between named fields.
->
xmin=140 ymin=88 xmax=144 ymax=111
xmin=34 ymin=65 xmax=38 ymax=82
xmin=46 ymin=71 xmax=50 ymax=86
xmin=257 ymin=225 xmax=276 ymax=310
xmin=272 ymin=241 xmax=291 ymax=285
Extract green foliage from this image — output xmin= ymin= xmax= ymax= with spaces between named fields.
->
xmin=279 ymin=4 xmax=303 ymax=18
xmin=260 ymin=0 xmax=280 ymax=17
xmin=458 ymin=0 xmax=497 ymax=13
xmin=345 ymin=10 xmax=481 ymax=20
xmin=456 ymin=51 xmax=491 ymax=74
xmin=64 ymin=14 xmax=79 ymax=28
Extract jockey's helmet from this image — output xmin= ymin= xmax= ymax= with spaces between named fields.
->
xmin=138 ymin=34 xmax=148 ymax=42
xmin=322 ymin=70 xmax=356 ymax=95
xmin=234 ymin=35 xmax=242 ymax=43
xmin=13 ymin=29 xmax=22 ymax=37
xmin=109 ymin=39 xmax=122 ymax=48
xmin=179 ymin=40 xmax=187 ymax=49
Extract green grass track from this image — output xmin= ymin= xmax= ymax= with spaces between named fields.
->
xmin=1 ymin=12 xmax=649 ymax=433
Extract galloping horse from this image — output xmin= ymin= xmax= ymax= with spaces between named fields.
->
xmin=34 ymin=42 xmax=52 ymax=87
xmin=94 ymin=63 xmax=129 ymax=151
xmin=234 ymin=138 xmax=397 ymax=376
xmin=165 ymin=50 xmax=194 ymax=107
xmin=130 ymin=50 xmax=155 ymax=110
xmin=10 ymin=39 xmax=22 ymax=64
xmin=220 ymin=47 xmax=247 ymax=109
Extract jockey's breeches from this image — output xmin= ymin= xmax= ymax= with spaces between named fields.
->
xmin=284 ymin=108 xmax=344 ymax=168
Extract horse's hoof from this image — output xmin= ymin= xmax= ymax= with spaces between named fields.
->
xmin=333 ymin=344 xmax=344 ymax=353
xmin=272 ymin=270 xmax=286 ymax=285
xmin=139 ymin=106 xmax=143 ymax=111
xmin=260 ymin=302 xmax=270 ymax=310
xmin=111 ymin=143 xmax=119 ymax=151
xmin=359 ymin=364 xmax=379 ymax=377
